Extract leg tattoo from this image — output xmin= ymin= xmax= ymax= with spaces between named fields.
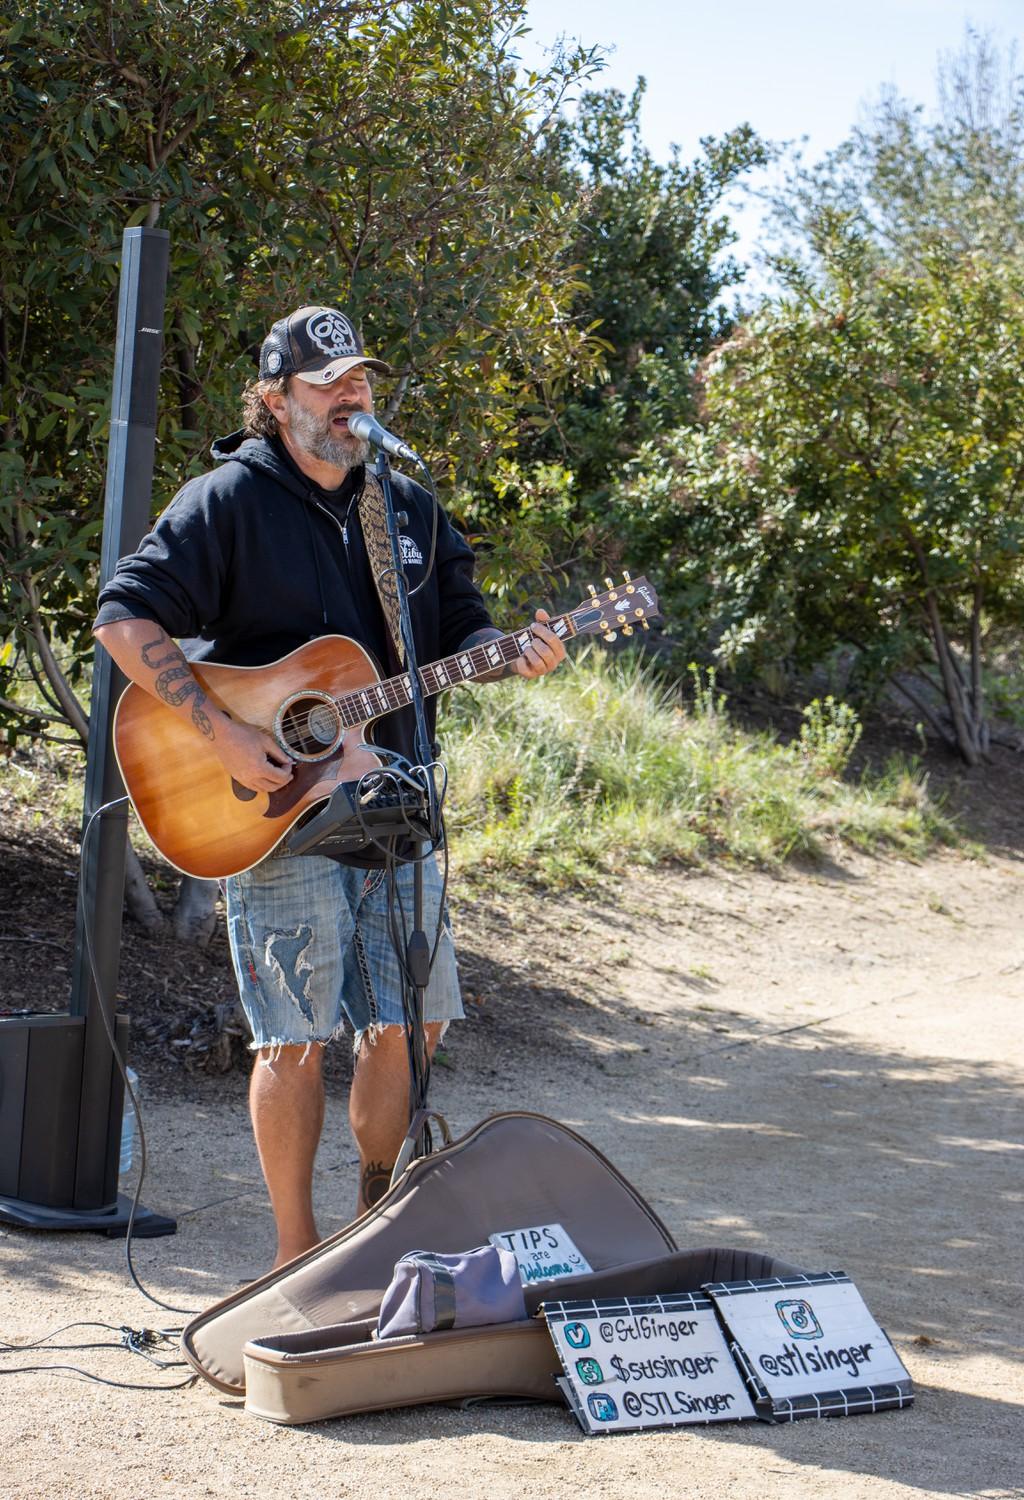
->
xmin=361 ymin=1160 xmax=392 ymax=1209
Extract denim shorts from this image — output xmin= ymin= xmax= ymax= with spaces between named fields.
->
xmin=224 ymin=851 xmax=462 ymax=1053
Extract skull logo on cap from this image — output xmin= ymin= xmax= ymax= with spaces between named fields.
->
xmin=307 ymin=310 xmax=358 ymax=359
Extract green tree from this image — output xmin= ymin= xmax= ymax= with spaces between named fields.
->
xmin=0 ymin=0 xmax=601 ymax=734
xmin=534 ymin=84 xmax=768 ymax=509
xmin=461 ymin=83 xmax=768 ymax=615
xmin=776 ymin=29 xmax=1024 ymax=270
xmin=0 ymin=0 xmax=601 ymax=924
xmin=617 ymin=239 xmax=1024 ymax=764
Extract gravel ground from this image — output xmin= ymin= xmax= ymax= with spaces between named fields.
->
xmin=1 ymin=847 xmax=1022 ymax=1500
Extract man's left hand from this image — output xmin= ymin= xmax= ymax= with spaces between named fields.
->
xmin=510 ymin=609 xmax=567 ymax=679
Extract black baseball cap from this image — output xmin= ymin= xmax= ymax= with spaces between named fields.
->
xmin=259 ymin=305 xmax=393 ymax=384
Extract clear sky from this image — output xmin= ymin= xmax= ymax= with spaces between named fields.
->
xmin=521 ymin=1 xmax=1024 ymax=280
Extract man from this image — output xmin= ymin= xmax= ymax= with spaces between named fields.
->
xmin=94 ymin=304 xmax=565 ymax=1268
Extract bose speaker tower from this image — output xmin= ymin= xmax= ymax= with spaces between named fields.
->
xmin=0 ymin=227 xmax=176 ymax=1234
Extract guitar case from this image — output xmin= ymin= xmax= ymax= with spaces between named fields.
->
xmin=181 ymin=1111 xmax=802 ymax=1423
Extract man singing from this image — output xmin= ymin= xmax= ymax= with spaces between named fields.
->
xmin=94 ymin=304 xmax=566 ymax=1268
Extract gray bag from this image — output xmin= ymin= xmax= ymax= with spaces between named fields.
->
xmin=377 ymin=1245 xmax=526 ymax=1339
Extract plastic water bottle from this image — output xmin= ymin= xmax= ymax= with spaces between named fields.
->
xmin=119 ymin=1067 xmax=139 ymax=1175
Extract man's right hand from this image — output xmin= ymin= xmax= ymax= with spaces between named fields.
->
xmin=212 ymin=716 xmax=294 ymax=793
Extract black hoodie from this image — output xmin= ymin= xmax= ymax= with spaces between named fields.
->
xmin=94 ymin=431 xmax=493 ymax=761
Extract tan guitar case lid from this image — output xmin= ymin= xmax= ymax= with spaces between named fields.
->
xmin=181 ymin=1111 xmax=679 ymax=1395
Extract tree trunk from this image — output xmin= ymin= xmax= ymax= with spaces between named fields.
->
xmin=890 ymin=673 xmax=956 ymax=748
xmin=11 ymin=509 xmax=167 ymax=931
xmin=173 ymin=309 xmax=202 ymax=431
xmin=905 ymin=526 xmax=987 ymax=765
xmin=124 ymin=841 xmax=165 ymax=933
xmin=924 ymin=590 xmax=981 ymax=765
xmin=969 ymin=580 xmax=990 ymax=757
xmin=172 ymin=875 xmax=220 ymax=948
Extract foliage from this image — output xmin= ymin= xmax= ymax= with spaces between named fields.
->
xmin=774 ymin=29 xmax=1024 ymax=270
xmin=0 ymin=0 xmax=604 ymax=737
xmin=614 ymin=239 xmax=1024 ymax=764
xmin=440 ymin=648 xmax=953 ymax=888
xmin=523 ymin=83 xmax=769 ymax=517
xmin=453 ymin=458 xmax=588 ymax=625
xmin=798 ymin=696 xmax=863 ymax=780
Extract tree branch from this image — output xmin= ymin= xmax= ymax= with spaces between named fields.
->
xmin=904 ymin=525 xmax=980 ymax=764
xmin=890 ymin=674 xmax=955 ymax=747
xmin=970 ymin=577 xmax=984 ymax=736
xmin=10 ymin=508 xmax=92 ymax=744
xmin=0 ymin=695 xmax=70 ymax=725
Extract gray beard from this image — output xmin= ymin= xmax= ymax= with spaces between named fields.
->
xmin=285 ymin=396 xmax=371 ymax=471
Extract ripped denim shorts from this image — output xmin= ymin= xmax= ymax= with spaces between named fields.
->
xmin=224 ymin=851 xmax=463 ymax=1053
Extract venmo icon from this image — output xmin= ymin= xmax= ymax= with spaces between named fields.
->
xmin=564 ymin=1322 xmax=591 ymax=1349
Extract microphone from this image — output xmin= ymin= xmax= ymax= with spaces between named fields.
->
xmin=347 ymin=411 xmax=419 ymax=464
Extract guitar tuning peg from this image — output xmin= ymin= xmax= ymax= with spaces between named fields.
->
xmin=587 ymin=583 xmax=598 ymax=598
xmin=623 ymin=570 xmax=632 ymax=583
xmin=604 ymin=577 xmax=615 ymax=590
xmin=640 ymin=620 xmax=650 ymax=631
xmin=621 ymin=624 xmax=634 ymax=637
xmin=604 ymin=630 xmax=617 ymax=642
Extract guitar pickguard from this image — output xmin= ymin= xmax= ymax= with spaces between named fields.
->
xmin=263 ymin=746 xmax=348 ymax=820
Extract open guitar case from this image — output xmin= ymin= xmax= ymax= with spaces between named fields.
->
xmin=181 ymin=1110 xmax=804 ymax=1424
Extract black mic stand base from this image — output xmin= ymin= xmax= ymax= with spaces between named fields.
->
xmin=0 ymin=1192 xmax=177 ymax=1238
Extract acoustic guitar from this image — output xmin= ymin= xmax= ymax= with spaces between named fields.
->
xmin=112 ymin=575 xmax=660 ymax=879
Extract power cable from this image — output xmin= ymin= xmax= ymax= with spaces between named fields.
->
xmin=76 ymin=797 xmax=200 ymax=1318
xmin=0 ymin=1321 xmax=196 ymax=1390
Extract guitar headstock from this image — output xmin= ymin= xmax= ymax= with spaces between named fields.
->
xmin=569 ymin=574 xmax=661 ymax=641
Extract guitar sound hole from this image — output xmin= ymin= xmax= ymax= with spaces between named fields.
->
xmin=277 ymin=693 xmax=343 ymax=760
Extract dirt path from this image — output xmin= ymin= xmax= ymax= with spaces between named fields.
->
xmin=1 ymin=848 xmax=1022 ymax=1499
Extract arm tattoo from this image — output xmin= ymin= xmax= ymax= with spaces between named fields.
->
xmin=140 ymin=627 xmax=180 ymax=671
xmin=360 ymin=1159 xmax=392 ymax=1209
xmin=459 ymin=626 xmax=515 ymax=681
xmin=141 ymin=627 xmax=215 ymax=739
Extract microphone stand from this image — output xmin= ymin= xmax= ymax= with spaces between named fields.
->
xmin=373 ymin=444 xmax=441 ymax=1155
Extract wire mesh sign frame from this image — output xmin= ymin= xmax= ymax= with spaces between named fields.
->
xmin=544 ymin=1272 xmax=913 ymax=1436
xmin=703 ymin=1270 xmax=913 ymax=1424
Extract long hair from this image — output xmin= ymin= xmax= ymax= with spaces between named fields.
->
xmin=240 ymin=376 xmax=288 ymax=437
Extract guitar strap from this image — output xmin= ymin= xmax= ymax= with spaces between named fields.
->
xmin=358 ymin=471 xmax=406 ymax=668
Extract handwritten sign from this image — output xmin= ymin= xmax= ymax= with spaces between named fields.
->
xmin=544 ymin=1293 xmax=757 ymax=1434
xmin=705 ymin=1271 xmax=913 ymax=1421
xmin=488 ymin=1222 xmax=593 ymax=1286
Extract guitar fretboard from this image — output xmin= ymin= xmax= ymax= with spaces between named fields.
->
xmin=333 ymin=613 xmax=578 ymax=728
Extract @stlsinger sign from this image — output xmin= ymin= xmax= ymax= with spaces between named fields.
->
xmin=544 ymin=1293 xmax=757 ymax=1435
xmin=705 ymin=1271 xmax=914 ymax=1421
